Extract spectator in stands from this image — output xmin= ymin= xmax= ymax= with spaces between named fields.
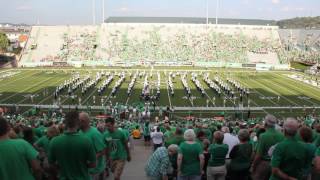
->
xmin=79 ymin=112 xmax=106 ymax=180
xmin=23 ymin=126 xmax=38 ymax=145
xmin=34 ymin=126 xmax=60 ymax=180
xmin=34 ymin=126 xmax=60 ymax=156
xmin=177 ymin=129 xmax=204 ymax=180
xmin=315 ymin=147 xmax=320 ymax=173
xmin=270 ymin=118 xmax=307 ymax=180
xmin=207 ymin=131 xmax=229 ymax=180
xmin=165 ymin=127 xmax=184 ymax=148
xmin=202 ymin=139 xmax=211 ymax=180
xmin=202 ymin=124 xmax=212 ymax=142
xmin=0 ymin=116 xmax=42 ymax=180
xmin=313 ymin=123 xmax=320 ymax=147
xmin=48 ymin=111 xmax=96 ymax=180
xmin=151 ymin=126 xmax=164 ymax=151
xmin=163 ymin=121 xmax=174 ymax=142
xmin=221 ymin=126 xmax=239 ymax=160
xmin=145 ymin=144 xmax=179 ymax=180
xmin=143 ymin=121 xmax=151 ymax=146
xmin=228 ymin=129 xmax=252 ymax=180
xmin=104 ymin=117 xmax=131 ymax=180
xmin=299 ymin=126 xmax=317 ymax=180
xmin=132 ymin=125 xmax=142 ymax=139
xmin=252 ymin=114 xmax=284 ymax=180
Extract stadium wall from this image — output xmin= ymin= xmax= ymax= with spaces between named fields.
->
xmin=20 ymin=60 xmax=289 ymax=70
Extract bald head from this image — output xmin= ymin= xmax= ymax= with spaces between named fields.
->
xmin=47 ymin=126 xmax=60 ymax=138
xmin=79 ymin=112 xmax=90 ymax=130
xmin=213 ymin=131 xmax=224 ymax=144
xmin=264 ymin=114 xmax=277 ymax=128
xmin=221 ymin=126 xmax=229 ymax=133
xmin=284 ymin=118 xmax=299 ymax=137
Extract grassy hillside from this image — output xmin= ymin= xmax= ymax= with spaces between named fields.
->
xmin=277 ymin=16 xmax=320 ymax=29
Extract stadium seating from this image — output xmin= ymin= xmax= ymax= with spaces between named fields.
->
xmin=278 ymin=29 xmax=320 ymax=64
xmin=20 ymin=24 xmax=320 ymax=66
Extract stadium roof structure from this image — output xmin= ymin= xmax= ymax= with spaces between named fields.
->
xmin=105 ymin=17 xmax=276 ymax=26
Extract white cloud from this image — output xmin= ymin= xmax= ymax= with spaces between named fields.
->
xmin=242 ymin=0 xmax=250 ymax=4
xmin=16 ymin=5 xmax=32 ymax=11
xmin=281 ymin=6 xmax=290 ymax=12
xmin=281 ymin=6 xmax=306 ymax=12
xmin=271 ymin=0 xmax=280 ymax=4
xmin=117 ymin=7 xmax=129 ymax=12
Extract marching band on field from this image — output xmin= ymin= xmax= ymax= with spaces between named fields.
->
xmin=52 ymin=70 xmax=251 ymax=107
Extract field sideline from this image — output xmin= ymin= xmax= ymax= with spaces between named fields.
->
xmin=0 ymin=67 xmax=320 ymax=117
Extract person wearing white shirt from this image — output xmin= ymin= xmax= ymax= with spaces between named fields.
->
xmin=222 ymin=126 xmax=240 ymax=158
xmin=151 ymin=127 xmax=164 ymax=151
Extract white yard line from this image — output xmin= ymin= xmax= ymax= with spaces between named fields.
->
xmin=81 ymin=76 xmax=107 ymax=105
xmin=166 ymin=75 xmax=172 ymax=108
xmin=273 ymin=73 xmax=320 ymax=100
xmin=0 ymin=71 xmax=39 ymax=88
xmin=0 ymin=76 xmax=54 ymax=103
xmin=214 ymin=76 xmax=237 ymax=107
xmin=36 ymin=77 xmax=69 ymax=105
xmin=268 ymin=77 xmax=317 ymax=106
xmin=260 ymin=77 xmax=316 ymax=106
xmin=197 ymin=79 xmax=215 ymax=106
xmin=252 ymin=79 xmax=299 ymax=106
xmin=125 ymin=78 xmax=137 ymax=105
xmin=234 ymin=77 xmax=279 ymax=106
xmin=180 ymin=76 xmax=194 ymax=107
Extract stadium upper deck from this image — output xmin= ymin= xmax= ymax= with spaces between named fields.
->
xmin=21 ymin=22 xmax=285 ymax=67
xmin=19 ymin=16 xmax=320 ymax=68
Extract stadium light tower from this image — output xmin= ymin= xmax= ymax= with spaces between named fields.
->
xmin=216 ymin=0 xmax=219 ymax=25
xmin=206 ymin=0 xmax=209 ymax=26
xmin=102 ymin=0 xmax=105 ymax=23
xmin=92 ymin=0 xmax=96 ymax=25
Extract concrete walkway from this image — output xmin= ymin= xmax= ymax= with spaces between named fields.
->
xmin=122 ymin=138 xmax=152 ymax=180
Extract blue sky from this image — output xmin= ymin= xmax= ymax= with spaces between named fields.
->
xmin=0 ymin=0 xmax=319 ymax=25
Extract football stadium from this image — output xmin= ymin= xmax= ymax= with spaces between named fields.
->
xmin=2 ymin=20 xmax=320 ymax=118
xmin=1 ymin=0 xmax=320 ymax=180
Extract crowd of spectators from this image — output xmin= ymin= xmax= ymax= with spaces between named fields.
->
xmin=144 ymin=114 xmax=320 ymax=180
xmin=1 ymin=108 xmax=320 ymax=180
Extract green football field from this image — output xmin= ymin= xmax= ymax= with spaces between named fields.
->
xmin=0 ymin=67 xmax=320 ymax=117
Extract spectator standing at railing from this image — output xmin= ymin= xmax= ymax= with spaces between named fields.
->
xmin=177 ymin=129 xmax=204 ymax=180
xmin=104 ymin=117 xmax=131 ymax=180
xmin=270 ymin=118 xmax=307 ymax=180
xmin=251 ymin=114 xmax=284 ymax=180
xmin=228 ymin=129 xmax=253 ymax=180
xmin=207 ymin=131 xmax=229 ymax=180
xmin=0 ymin=116 xmax=42 ymax=180
xmin=48 ymin=111 xmax=97 ymax=180
xmin=79 ymin=112 xmax=106 ymax=180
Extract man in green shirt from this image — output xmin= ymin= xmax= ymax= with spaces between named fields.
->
xmin=49 ymin=111 xmax=96 ymax=180
xmin=315 ymin=147 xmax=320 ymax=172
xmin=34 ymin=126 xmax=60 ymax=179
xmin=252 ymin=114 xmax=284 ymax=180
xmin=165 ymin=128 xmax=184 ymax=148
xmin=0 ymin=116 xmax=42 ymax=180
xmin=105 ymin=117 xmax=131 ymax=180
xmin=143 ymin=121 xmax=151 ymax=146
xmin=34 ymin=126 xmax=60 ymax=155
xmin=270 ymin=118 xmax=307 ymax=180
xmin=80 ymin=112 xmax=106 ymax=180
xmin=202 ymin=124 xmax=212 ymax=142
xmin=34 ymin=122 xmax=46 ymax=138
